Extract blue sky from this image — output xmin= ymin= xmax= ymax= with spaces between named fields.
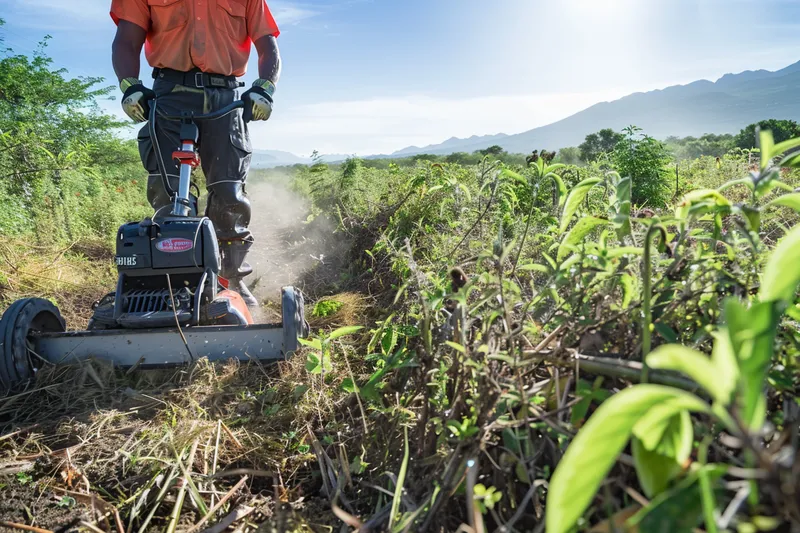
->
xmin=1 ymin=0 xmax=800 ymax=156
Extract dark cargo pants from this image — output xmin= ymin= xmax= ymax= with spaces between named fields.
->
xmin=137 ymin=78 xmax=254 ymax=281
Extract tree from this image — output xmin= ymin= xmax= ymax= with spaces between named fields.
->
xmin=556 ymin=146 xmax=582 ymax=165
xmin=665 ymin=133 xmax=735 ymax=160
xmin=477 ymin=145 xmax=505 ymax=157
xmin=579 ymin=128 xmax=624 ymax=162
xmin=445 ymin=152 xmax=480 ymax=166
xmin=612 ymin=126 xmax=673 ymax=207
xmin=0 ymin=27 xmax=145 ymax=241
xmin=734 ymin=119 xmax=800 ymax=150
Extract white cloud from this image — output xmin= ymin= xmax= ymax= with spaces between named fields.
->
xmin=269 ymin=2 xmax=321 ymax=25
xmin=252 ymin=88 xmax=655 ymax=157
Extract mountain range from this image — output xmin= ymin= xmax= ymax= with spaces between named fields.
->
xmin=255 ymin=60 xmax=800 ymax=166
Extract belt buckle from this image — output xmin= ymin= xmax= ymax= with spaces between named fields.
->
xmin=194 ymin=72 xmax=204 ymax=88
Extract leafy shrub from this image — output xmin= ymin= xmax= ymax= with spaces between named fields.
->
xmin=613 ymin=125 xmax=673 ymax=207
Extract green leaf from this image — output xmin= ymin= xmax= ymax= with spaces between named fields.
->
xmin=739 ymin=205 xmax=761 ymax=233
xmin=615 ymin=175 xmax=632 ymax=205
xmin=709 ymin=329 xmax=739 ymax=408
xmin=620 ymin=273 xmax=635 ymax=309
xmin=389 ymin=426 xmax=410 ymax=527
xmin=767 ymin=192 xmax=800 ymax=212
xmin=293 ymin=384 xmax=310 ymax=401
xmin=297 ymin=337 xmax=322 ymax=351
xmin=457 ymin=183 xmax=473 ymax=202
xmin=606 ymin=247 xmax=644 ymax=258
xmin=759 ymin=129 xmax=775 ymax=170
xmin=570 ymin=395 xmax=593 ymax=426
xmin=646 ymin=345 xmax=730 ymax=404
xmin=627 ymin=465 xmax=727 ymax=533
xmin=328 ymin=325 xmax=364 ymax=340
xmin=613 ymin=176 xmax=633 ymax=239
xmin=341 ymin=378 xmax=357 ymax=393
xmin=557 ymin=216 xmax=610 ymax=261
xmin=675 ymin=189 xmax=732 ymax=221
xmin=545 ymin=385 xmax=710 ymax=533
xmin=654 ymin=323 xmax=678 ymax=344
xmin=518 ymin=263 xmax=551 ymax=274
xmin=381 ymin=326 xmax=399 ymax=356
xmin=542 ymin=253 xmax=557 ymax=271
xmin=550 ymin=173 xmax=568 ymax=207
xmin=500 ymin=168 xmax=527 ymax=185
xmin=559 ymin=177 xmax=602 ymax=233
xmin=445 ymin=341 xmax=466 ymax=354
xmin=771 ymin=136 xmax=800 ymax=162
xmin=724 ymin=299 xmax=778 ymax=429
xmin=57 ymin=495 xmax=76 ymax=508
xmin=759 ymin=223 xmax=800 ymax=303
xmin=632 ymin=411 xmax=693 ymax=498
xmin=305 ymin=353 xmax=322 ymax=374
xmin=718 ymin=177 xmax=754 ymax=193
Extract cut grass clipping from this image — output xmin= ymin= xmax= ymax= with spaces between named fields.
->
xmin=308 ymin=292 xmax=366 ymax=329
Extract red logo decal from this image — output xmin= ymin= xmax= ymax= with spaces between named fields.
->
xmin=156 ymin=238 xmax=194 ymax=253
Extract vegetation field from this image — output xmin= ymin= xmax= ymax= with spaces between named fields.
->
xmin=4 ymin=28 xmax=800 ymax=533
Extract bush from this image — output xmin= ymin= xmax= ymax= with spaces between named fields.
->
xmin=612 ymin=125 xmax=673 ymax=207
xmin=0 ymin=29 xmax=147 ymax=246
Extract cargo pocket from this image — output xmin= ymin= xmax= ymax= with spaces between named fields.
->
xmin=147 ymin=0 xmax=188 ymax=32
xmin=215 ymin=0 xmax=248 ymax=42
xmin=228 ymin=111 xmax=252 ymax=180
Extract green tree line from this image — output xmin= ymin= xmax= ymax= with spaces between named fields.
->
xmin=0 ymin=21 xmax=149 ymax=244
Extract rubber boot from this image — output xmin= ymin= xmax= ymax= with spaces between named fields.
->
xmin=220 ymin=239 xmax=258 ymax=308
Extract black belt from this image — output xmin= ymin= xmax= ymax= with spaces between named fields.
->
xmin=152 ymin=67 xmax=244 ymax=89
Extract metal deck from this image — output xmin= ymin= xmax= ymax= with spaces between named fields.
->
xmin=31 ymin=323 xmax=287 ymax=368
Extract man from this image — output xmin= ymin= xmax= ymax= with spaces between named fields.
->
xmin=109 ymin=0 xmax=282 ymax=307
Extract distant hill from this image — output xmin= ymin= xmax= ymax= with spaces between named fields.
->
xmin=250 ymin=150 xmax=351 ymax=168
xmin=376 ymin=60 xmax=800 ymax=157
xmin=389 ymin=133 xmax=510 ymax=157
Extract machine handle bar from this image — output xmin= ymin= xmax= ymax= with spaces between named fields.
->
xmin=156 ymin=100 xmax=245 ymax=122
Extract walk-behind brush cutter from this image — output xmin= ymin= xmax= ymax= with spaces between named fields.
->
xmin=0 ymin=99 xmax=308 ymax=396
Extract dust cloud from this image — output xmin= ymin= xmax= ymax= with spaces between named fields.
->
xmin=243 ymin=180 xmax=333 ymax=311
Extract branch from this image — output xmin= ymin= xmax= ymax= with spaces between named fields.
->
xmin=522 ymin=350 xmax=701 ymax=392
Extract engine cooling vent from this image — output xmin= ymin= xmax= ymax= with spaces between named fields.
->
xmin=123 ymin=289 xmax=171 ymax=314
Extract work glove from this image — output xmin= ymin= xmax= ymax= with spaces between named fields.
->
xmin=242 ymin=79 xmax=275 ymax=123
xmin=120 ymin=77 xmax=156 ymax=123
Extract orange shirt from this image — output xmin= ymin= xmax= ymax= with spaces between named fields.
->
xmin=110 ymin=0 xmax=279 ymax=77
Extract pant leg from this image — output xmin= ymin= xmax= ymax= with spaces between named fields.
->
xmin=197 ymin=86 xmax=254 ymax=280
xmin=137 ymin=79 xmax=205 ymax=215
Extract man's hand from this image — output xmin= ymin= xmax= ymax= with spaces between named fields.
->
xmin=242 ymin=79 xmax=275 ymax=123
xmin=120 ymin=78 xmax=155 ymax=123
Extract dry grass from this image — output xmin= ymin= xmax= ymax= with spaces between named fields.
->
xmin=0 ymin=239 xmax=116 ymax=329
xmin=306 ymin=292 xmax=369 ymax=331
xmin=0 ymin=235 xmax=380 ymax=532
xmin=0 ymin=355 xmax=351 ymax=532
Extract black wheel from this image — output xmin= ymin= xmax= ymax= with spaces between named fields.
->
xmin=0 ymin=298 xmax=66 ymax=395
xmin=281 ymin=286 xmax=309 ymax=357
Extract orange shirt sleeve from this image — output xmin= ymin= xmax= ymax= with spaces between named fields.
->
xmin=247 ymin=0 xmax=280 ymax=41
xmin=110 ymin=0 xmax=150 ymax=31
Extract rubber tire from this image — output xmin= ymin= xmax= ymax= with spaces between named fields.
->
xmin=0 ymin=298 xmax=66 ymax=395
xmin=281 ymin=286 xmax=308 ymax=357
